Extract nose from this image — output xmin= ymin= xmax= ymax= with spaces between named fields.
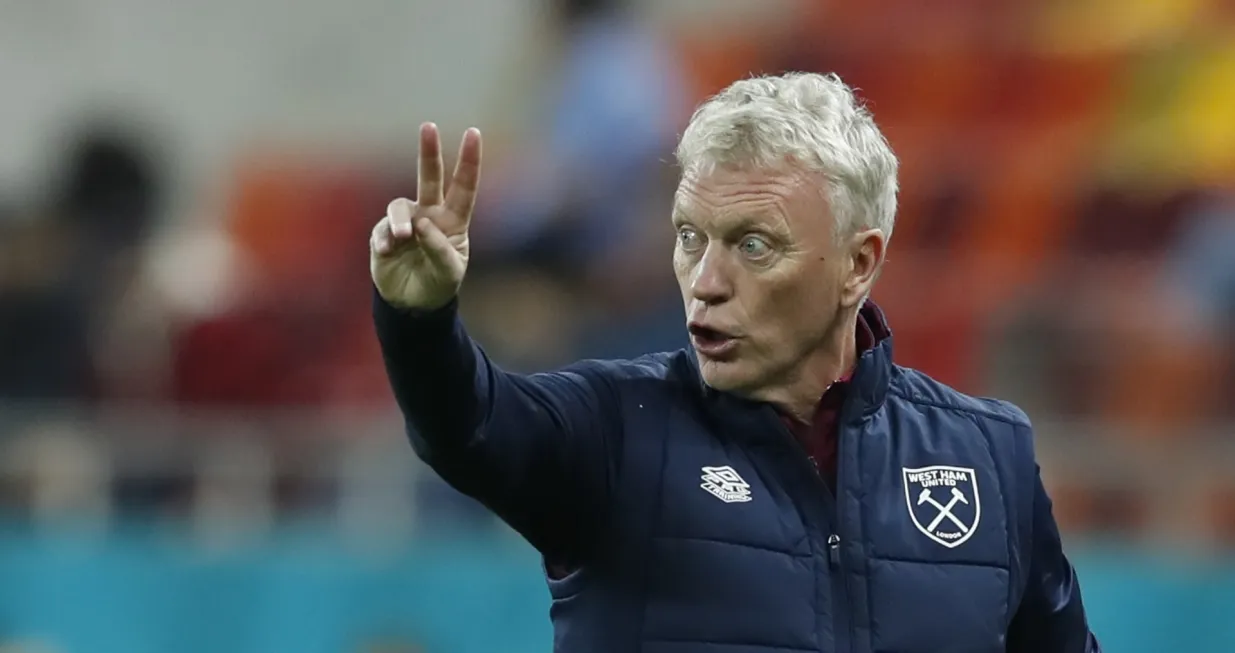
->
xmin=690 ymin=249 xmax=733 ymax=305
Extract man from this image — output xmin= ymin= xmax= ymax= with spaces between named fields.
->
xmin=370 ymin=73 xmax=1102 ymax=653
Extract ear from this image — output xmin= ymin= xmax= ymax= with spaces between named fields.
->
xmin=840 ymin=228 xmax=886 ymax=308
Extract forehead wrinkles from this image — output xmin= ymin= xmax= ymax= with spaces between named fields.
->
xmin=675 ymin=170 xmax=800 ymax=225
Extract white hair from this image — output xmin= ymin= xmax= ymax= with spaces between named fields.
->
xmin=675 ymin=72 xmax=899 ymax=243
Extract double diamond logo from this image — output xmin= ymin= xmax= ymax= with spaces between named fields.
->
xmin=700 ymin=465 xmax=753 ymax=503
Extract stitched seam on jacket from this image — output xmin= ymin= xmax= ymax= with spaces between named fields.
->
xmin=1010 ymin=421 xmax=1036 ymax=618
xmin=642 ymin=637 xmax=817 ymax=651
xmin=889 ymin=390 xmax=1027 ymax=426
xmin=967 ymin=411 xmax=1016 ymax=629
xmin=866 ymin=555 xmax=1010 ymax=571
xmin=650 ymin=534 xmax=811 ymax=558
xmin=637 ymin=399 xmax=673 ymax=648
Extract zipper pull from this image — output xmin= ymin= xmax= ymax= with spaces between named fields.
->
xmin=827 ymin=534 xmax=841 ymax=568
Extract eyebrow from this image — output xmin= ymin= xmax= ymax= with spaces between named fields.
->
xmin=672 ymin=193 xmax=796 ymax=235
xmin=726 ymin=215 xmax=780 ymax=233
xmin=676 ymin=204 xmax=764 ymax=226
xmin=724 ymin=213 xmax=793 ymax=238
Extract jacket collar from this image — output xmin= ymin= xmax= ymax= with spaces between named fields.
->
xmin=850 ymin=300 xmax=893 ymax=417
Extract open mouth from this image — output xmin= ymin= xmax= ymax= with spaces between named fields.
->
xmin=688 ymin=324 xmax=738 ymax=357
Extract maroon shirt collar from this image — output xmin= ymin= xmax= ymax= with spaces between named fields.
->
xmin=780 ymin=311 xmax=879 ymax=485
xmin=785 ymin=312 xmax=878 ymax=426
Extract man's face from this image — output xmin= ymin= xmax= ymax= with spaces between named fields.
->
xmin=672 ymin=164 xmax=871 ymax=398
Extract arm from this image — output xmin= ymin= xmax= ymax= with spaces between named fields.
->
xmin=1006 ymin=466 xmax=1102 ymax=653
xmin=373 ymin=289 xmax=619 ymax=559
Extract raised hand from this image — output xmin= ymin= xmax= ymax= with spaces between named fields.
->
xmin=371 ymin=123 xmax=482 ymax=310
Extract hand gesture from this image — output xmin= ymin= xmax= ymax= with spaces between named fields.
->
xmin=371 ymin=123 xmax=482 ymax=310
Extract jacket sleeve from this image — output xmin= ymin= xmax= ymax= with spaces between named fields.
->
xmin=372 ymin=289 xmax=621 ymax=559
xmin=1006 ymin=464 xmax=1102 ymax=653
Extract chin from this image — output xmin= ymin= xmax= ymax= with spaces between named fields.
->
xmin=697 ymin=358 xmax=756 ymax=393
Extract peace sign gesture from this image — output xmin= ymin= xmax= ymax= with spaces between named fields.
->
xmin=371 ymin=123 xmax=482 ymax=310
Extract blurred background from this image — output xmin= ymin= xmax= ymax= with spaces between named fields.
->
xmin=0 ymin=0 xmax=1233 ymax=650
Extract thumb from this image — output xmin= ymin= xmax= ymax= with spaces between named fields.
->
xmin=415 ymin=218 xmax=461 ymax=272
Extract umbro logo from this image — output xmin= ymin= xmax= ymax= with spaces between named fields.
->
xmin=700 ymin=465 xmax=753 ymax=503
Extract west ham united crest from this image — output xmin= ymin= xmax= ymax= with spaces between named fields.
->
xmin=902 ymin=465 xmax=981 ymax=548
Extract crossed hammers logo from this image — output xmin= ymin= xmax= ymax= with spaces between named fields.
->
xmin=917 ymin=487 xmax=970 ymax=533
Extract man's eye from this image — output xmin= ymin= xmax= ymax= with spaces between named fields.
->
xmin=678 ymin=227 xmax=703 ymax=250
xmin=739 ymin=235 xmax=772 ymax=258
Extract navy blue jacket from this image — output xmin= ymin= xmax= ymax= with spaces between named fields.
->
xmin=374 ymin=291 xmax=1102 ymax=653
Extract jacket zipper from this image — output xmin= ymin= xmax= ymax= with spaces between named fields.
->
xmin=773 ymin=416 xmax=853 ymax=653
xmin=831 ymin=408 xmax=858 ymax=653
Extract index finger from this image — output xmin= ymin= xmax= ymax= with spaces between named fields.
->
xmin=417 ymin=122 xmax=445 ymax=206
xmin=444 ymin=128 xmax=482 ymax=222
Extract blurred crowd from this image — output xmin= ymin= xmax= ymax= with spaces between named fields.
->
xmin=1 ymin=0 xmax=1233 ymax=549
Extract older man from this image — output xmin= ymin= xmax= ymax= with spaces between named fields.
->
xmin=370 ymin=73 xmax=1101 ymax=653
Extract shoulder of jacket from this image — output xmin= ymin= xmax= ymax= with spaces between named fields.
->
xmin=556 ymin=350 xmax=689 ymax=393
xmin=889 ymin=365 xmax=1032 ymax=430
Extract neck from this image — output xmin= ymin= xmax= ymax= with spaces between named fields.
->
xmin=770 ymin=310 xmax=860 ymax=423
